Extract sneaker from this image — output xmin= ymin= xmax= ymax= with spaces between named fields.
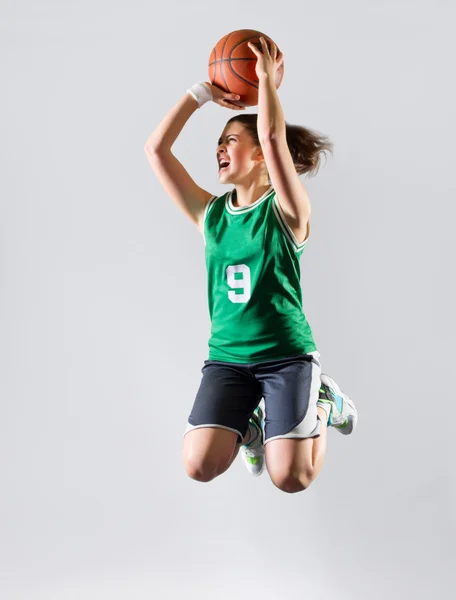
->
xmin=317 ymin=374 xmax=358 ymax=435
xmin=240 ymin=402 xmax=265 ymax=476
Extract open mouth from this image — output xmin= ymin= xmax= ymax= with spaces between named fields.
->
xmin=218 ymin=160 xmax=230 ymax=172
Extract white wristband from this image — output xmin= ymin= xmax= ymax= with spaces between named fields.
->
xmin=187 ymin=82 xmax=213 ymax=108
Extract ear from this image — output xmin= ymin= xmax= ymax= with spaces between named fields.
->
xmin=253 ymin=145 xmax=265 ymax=162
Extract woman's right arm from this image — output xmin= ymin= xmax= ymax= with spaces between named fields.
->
xmin=144 ymin=84 xmax=243 ymax=233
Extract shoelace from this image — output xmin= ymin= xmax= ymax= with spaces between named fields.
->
xmin=320 ymin=383 xmax=347 ymax=425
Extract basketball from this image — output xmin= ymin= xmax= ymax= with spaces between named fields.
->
xmin=208 ymin=29 xmax=284 ymax=107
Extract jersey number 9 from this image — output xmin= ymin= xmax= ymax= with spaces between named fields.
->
xmin=226 ymin=264 xmax=251 ymax=304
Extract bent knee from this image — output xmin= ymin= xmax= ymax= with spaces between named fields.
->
xmin=182 ymin=427 xmax=238 ymax=483
xmin=183 ymin=453 xmax=233 ymax=483
xmin=269 ymin=468 xmax=315 ymax=494
xmin=184 ymin=456 xmax=218 ymax=482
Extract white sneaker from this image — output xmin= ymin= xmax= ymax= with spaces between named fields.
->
xmin=317 ymin=374 xmax=358 ymax=435
xmin=240 ymin=402 xmax=265 ymax=476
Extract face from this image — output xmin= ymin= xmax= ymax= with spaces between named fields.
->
xmin=216 ymin=122 xmax=264 ymax=184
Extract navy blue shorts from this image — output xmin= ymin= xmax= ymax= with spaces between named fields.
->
xmin=185 ymin=351 xmax=322 ymax=444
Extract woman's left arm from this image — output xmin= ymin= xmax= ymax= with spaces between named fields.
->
xmin=249 ymin=38 xmax=311 ymax=237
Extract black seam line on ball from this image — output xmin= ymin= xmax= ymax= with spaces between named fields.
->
xmin=229 ymin=35 xmax=265 ymax=57
xmin=226 ymin=58 xmax=259 ymax=90
xmin=208 ymin=58 xmax=256 ymax=66
xmin=208 ymin=45 xmax=216 ymax=79
xmin=220 ymin=33 xmax=233 ymax=93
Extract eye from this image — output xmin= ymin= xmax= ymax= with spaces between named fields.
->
xmin=217 ymin=136 xmax=237 ymax=148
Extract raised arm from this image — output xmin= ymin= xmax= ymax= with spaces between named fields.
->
xmin=248 ymin=38 xmax=311 ymax=244
xmin=144 ymin=83 xmax=244 ymax=233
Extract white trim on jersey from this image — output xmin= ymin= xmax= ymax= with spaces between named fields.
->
xmin=225 ymin=186 xmax=274 ymax=215
xmin=272 ymin=196 xmax=309 ymax=252
xmin=204 ymin=195 xmax=218 ymax=221
xmin=202 ymin=195 xmax=218 ymax=246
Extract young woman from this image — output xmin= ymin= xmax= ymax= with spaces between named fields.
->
xmin=144 ymin=38 xmax=357 ymax=493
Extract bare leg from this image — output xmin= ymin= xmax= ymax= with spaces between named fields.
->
xmin=183 ymin=427 xmax=248 ymax=482
xmin=265 ymin=406 xmax=328 ymax=493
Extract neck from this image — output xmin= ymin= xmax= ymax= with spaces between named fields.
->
xmin=232 ymin=182 xmax=272 ymax=207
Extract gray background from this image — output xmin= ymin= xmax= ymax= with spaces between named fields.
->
xmin=1 ymin=1 xmax=455 ymax=598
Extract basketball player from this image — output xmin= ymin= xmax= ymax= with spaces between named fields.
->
xmin=144 ymin=37 xmax=357 ymax=493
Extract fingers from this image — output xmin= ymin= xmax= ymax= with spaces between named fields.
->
xmin=260 ymin=36 xmax=276 ymax=58
xmin=248 ymin=37 xmax=268 ymax=55
xmin=211 ymin=87 xmax=244 ymax=109
xmin=222 ymin=99 xmax=245 ymax=111
xmin=257 ymin=37 xmax=269 ymax=57
xmin=247 ymin=40 xmax=259 ymax=55
xmin=223 ymin=94 xmax=243 ymax=109
xmin=260 ymin=37 xmax=277 ymax=59
xmin=248 ymin=37 xmax=281 ymax=61
xmin=267 ymin=39 xmax=280 ymax=61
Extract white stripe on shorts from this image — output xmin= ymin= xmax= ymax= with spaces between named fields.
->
xmin=263 ymin=351 xmax=322 ymax=444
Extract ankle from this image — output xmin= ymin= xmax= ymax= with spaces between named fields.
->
xmin=317 ymin=405 xmax=330 ymax=426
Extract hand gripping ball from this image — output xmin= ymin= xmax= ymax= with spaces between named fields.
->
xmin=208 ymin=29 xmax=284 ymax=107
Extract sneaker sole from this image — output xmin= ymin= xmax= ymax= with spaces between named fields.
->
xmin=335 ymin=413 xmax=357 ymax=435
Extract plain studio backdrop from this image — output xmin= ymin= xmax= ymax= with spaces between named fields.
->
xmin=1 ymin=1 xmax=455 ymax=599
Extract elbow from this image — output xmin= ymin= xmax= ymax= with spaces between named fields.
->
xmin=259 ymin=130 xmax=286 ymax=147
xmin=144 ymin=140 xmax=168 ymax=157
xmin=144 ymin=138 xmax=159 ymax=155
xmin=258 ymin=133 xmax=275 ymax=146
xmin=144 ymin=140 xmax=155 ymax=156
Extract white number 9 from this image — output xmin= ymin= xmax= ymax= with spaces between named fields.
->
xmin=226 ymin=264 xmax=251 ymax=304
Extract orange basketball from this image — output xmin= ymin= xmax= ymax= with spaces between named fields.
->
xmin=208 ymin=29 xmax=284 ymax=107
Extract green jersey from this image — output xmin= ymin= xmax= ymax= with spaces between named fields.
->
xmin=203 ymin=186 xmax=317 ymax=363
